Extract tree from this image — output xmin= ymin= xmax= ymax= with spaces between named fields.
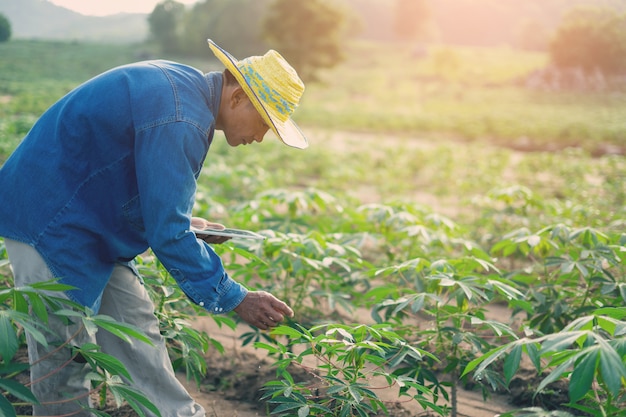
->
xmin=0 ymin=13 xmax=11 ymax=43
xmin=550 ymin=6 xmax=626 ymax=75
xmin=148 ymin=0 xmax=185 ymax=54
xmin=178 ymin=0 xmax=271 ymax=58
xmin=262 ymin=0 xmax=348 ymax=82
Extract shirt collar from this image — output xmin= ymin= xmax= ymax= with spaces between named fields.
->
xmin=204 ymin=71 xmax=223 ymax=119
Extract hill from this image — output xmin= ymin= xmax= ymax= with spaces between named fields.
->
xmin=0 ymin=0 xmax=147 ymax=42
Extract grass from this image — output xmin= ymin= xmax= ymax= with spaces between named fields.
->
xmin=298 ymin=41 xmax=626 ymax=154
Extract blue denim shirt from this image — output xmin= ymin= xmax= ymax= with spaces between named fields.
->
xmin=0 ymin=60 xmax=247 ymax=313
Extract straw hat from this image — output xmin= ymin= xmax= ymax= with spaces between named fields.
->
xmin=207 ymin=39 xmax=308 ymax=149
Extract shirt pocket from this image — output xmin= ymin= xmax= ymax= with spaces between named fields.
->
xmin=122 ymin=195 xmax=145 ymax=233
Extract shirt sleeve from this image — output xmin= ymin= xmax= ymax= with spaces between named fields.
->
xmin=133 ymin=121 xmax=247 ymax=313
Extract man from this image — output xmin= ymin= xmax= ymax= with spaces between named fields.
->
xmin=0 ymin=39 xmax=307 ymax=416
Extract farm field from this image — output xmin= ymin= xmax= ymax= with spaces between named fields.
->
xmin=1 ymin=39 xmax=625 ymax=417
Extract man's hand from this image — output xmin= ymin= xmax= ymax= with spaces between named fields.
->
xmin=191 ymin=217 xmax=231 ymax=244
xmin=234 ymin=291 xmax=294 ymax=330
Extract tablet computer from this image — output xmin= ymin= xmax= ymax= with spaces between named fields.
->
xmin=192 ymin=227 xmax=266 ymax=241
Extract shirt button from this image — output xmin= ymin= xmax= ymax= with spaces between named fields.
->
xmin=219 ymin=307 xmax=223 ymax=312
xmin=215 ymin=307 xmax=219 ymax=312
xmin=199 ymin=302 xmax=204 ymax=307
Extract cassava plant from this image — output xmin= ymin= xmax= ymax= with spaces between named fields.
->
xmin=256 ymin=322 xmax=448 ymax=417
xmin=491 ymin=224 xmax=626 ymax=334
xmin=463 ymin=307 xmax=626 ymax=417
xmin=134 ymin=253 xmax=237 ymax=385
xmin=368 ymin=250 xmax=525 ymax=416
xmin=0 ymin=276 xmax=161 ymax=417
xmin=0 ymin=242 xmax=229 ymax=417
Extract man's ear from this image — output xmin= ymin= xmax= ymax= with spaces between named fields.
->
xmin=230 ymin=87 xmax=247 ymax=109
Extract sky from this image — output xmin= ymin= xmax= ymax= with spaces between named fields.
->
xmin=48 ymin=0 xmax=199 ymax=16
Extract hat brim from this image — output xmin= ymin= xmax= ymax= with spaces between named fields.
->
xmin=207 ymin=39 xmax=308 ymax=149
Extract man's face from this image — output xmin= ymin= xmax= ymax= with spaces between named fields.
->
xmin=222 ymin=97 xmax=270 ymax=147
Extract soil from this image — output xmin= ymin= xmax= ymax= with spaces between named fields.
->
xmin=13 ymin=305 xmax=568 ymax=417
xmin=108 ymin=312 xmax=520 ymax=417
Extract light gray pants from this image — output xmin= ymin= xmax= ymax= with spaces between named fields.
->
xmin=5 ymin=239 xmax=205 ymax=417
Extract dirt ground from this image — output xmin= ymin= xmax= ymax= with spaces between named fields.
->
xmin=153 ymin=299 xmax=570 ymax=417
xmin=11 ymin=304 xmax=537 ymax=417
xmin=176 ymin=309 xmax=519 ymax=417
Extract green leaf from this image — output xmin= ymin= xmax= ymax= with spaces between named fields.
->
xmin=0 ymin=378 xmax=38 ymax=404
xmin=272 ymin=401 xmax=304 ymax=413
xmin=109 ymin=385 xmax=161 ymax=417
xmin=462 ymin=341 xmax=515 ymax=378
xmin=504 ymin=344 xmax=522 ymax=385
xmin=539 ymin=331 xmax=586 ymax=354
xmin=11 ymin=291 xmax=28 ymax=314
xmin=28 ymin=293 xmax=49 ymax=323
xmin=594 ymin=307 xmax=626 ymax=320
xmin=597 ymin=338 xmax=626 ymax=397
xmin=348 ymin=385 xmax=363 ymax=403
xmin=0 ymin=313 xmax=18 ymax=363
xmin=254 ymin=342 xmax=283 ymax=355
xmin=327 ymin=384 xmax=346 ymax=394
xmin=89 ymin=315 xmax=153 ymax=345
xmin=9 ymin=315 xmax=49 ymax=347
xmin=80 ymin=351 xmax=132 ymax=380
xmin=487 ymin=279 xmax=525 ymax=300
xmin=536 ymin=352 xmax=580 ymax=394
xmin=29 ymin=280 xmax=75 ymax=292
xmin=620 ymin=284 xmax=626 ymax=303
xmin=271 ymin=325 xmax=306 ymax=340
xmin=568 ymin=350 xmax=597 ymax=402
xmin=0 ymin=394 xmax=16 ymax=417
xmin=524 ymin=342 xmax=541 ymax=372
